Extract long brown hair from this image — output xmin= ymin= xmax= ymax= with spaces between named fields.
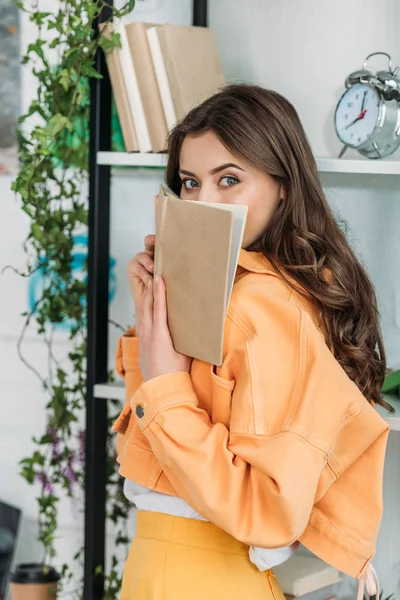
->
xmin=166 ymin=84 xmax=392 ymax=412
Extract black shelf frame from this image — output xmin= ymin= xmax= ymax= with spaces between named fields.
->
xmin=84 ymin=1 xmax=208 ymax=598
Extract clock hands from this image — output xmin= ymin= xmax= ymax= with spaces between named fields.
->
xmin=345 ymin=108 xmax=367 ymax=130
xmin=360 ymin=90 xmax=367 ymax=112
xmin=345 ymin=91 xmax=368 ymax=130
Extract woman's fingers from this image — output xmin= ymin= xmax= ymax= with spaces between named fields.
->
xmin=144 ymin=234 xmax=155 ymax=253
xmin=138 ymin=251 xmax=154 ymax=273
xmin=153 ymin=276 xmax=168 ymax=332
xmin=142 ymin=279 xmax=154 ymax=333
xmin=128 ymin=253 xmax=154 ymax=279
xmin=129 ymin=264 xmax=153 ymax=290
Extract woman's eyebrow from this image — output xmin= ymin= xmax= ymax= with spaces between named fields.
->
xmin=179 ymin=169 xmax=197 ymax=177
xmin=179 ymin=163 xmax=245 ymax=178
xmin=210 ymin=163 xmax=245 ymax=175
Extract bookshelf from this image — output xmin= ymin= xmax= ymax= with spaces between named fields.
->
xmin=97 ymin=151 xmax=400 ymax=175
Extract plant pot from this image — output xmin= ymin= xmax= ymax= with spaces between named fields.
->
xmin=10 ymin=563 xmax=60 ymax=600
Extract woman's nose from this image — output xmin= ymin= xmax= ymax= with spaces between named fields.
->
xmin=197 ymin=185 xmax=220 ymax=204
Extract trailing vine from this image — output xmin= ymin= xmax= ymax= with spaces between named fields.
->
xmin=11 ymin=1 xmax=134 ymax=597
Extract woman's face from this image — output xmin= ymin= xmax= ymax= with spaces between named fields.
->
xmin=178 ymin=131 xmax=284 ymax=248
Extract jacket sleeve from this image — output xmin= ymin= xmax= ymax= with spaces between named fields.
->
xmin=112 ymin=328 xmax=143 ymax=453
xmin=130 ymin=299 xmax=335 ymax=549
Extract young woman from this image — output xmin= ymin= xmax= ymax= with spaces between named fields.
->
xmin=113 ymin=84 xmax=391 ymax=600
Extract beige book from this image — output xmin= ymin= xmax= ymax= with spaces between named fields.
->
xmin=147 ymin=25 xmax=226 ymax=130
xmin=116 ymin=23 xmax=152 ymax=152
xmin=125 ymin=22 xmax=168 ymax=152
xmin=154 ymin=185 xmax=247 ymax=366
xmin=102 ymin=22 xmax=152 ymax=152
xmin=273 ymin=555 xmax=342 ymax=597
xmin=100 ymin=23 xmax=138 ymax=152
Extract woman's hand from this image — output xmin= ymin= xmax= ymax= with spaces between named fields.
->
xmin=139 ymin=275 xmax=192 ymax=382
xmin=127 ymin=234 xmax=155 ymax=333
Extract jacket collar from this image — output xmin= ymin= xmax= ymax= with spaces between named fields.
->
xmin=238 ymin=249 xmax=277 ymax=274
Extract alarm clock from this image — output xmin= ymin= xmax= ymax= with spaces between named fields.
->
xmin=334 ymin=52 xmax=400 ymax=159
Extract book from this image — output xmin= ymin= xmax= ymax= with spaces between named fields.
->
xmin=125 ymin=22 xmax=168 ymax=152
xmin=100 ymin=23 xmax=138 ymax=152
xmin=273 ymin=555 xmax=342 ymax=598
xmin=103 ymin=22 xmax=152 ymax=152
xmin=154 ymin=184 xmax=247 ymax=365
xmin=285 ymin=583 xmax=340 ymax=600
xmin=146 ymin=25 xmax=225 ymax=130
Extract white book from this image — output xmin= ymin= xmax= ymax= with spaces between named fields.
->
xmin=273 ymin=555 xmax=342 ymax=597
xmin=146 ymin=26 xmax=177 ymax=130
xmin=115 ymin=23 xmax=152 ymax=152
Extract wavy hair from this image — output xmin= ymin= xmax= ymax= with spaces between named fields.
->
xmin=165 ymin=84 xmax=392 ymax=412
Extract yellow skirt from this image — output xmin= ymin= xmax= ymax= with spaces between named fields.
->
xmin=120 ymin=511 xmax=286 ymax=600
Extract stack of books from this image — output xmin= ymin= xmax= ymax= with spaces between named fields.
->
xmin=101 ymin=22 xmax=226 ymax=153
xmin=273 ymin=555 xmax=342 ymax=600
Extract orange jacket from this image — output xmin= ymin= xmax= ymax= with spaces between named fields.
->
xmin=113 ymin=249 xmax=389 ymax=579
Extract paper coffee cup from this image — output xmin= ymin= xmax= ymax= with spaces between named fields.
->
xmin=10 ymin=563 xmax=60 ymax=600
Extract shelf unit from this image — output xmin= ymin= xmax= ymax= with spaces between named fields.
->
xmin=94 ymin=381 xmax=125 ymax=402
xmin=84 ymin=2 xmax=207 ymax=600
xmin=97 ymin=151 xmax=400 ymax=175
xmin=86 ymin=4 xmax=400 ymax=599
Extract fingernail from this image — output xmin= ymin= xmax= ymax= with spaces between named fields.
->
xmin=147 ymin=279 xmax=152 ymax=288
xmin=155 ymin=275 xmax=160 ymax=285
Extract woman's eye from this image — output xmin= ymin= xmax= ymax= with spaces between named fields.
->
xmin=220 ymin=176 xmax=239 ymax=187
xmin=182 ymin=178 xmax=200 ymax=190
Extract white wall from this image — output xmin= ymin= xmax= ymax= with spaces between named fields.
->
xmin=1 ymin=0 xmax=400 ymax=598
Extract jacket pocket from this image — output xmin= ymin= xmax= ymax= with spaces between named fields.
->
xmin=210 ymin=366 xmax=235 ymax=427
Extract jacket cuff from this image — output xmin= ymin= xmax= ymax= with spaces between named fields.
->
xmin=131 ymin=372 xmax=197 ymax=430
xmin=116 ymin=328 xmax=140 ymax=377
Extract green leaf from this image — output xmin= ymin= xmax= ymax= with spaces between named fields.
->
xmin=82 ymin=63 xmax=102 ymax=79
xmin=26 ymin=39 xmax=47 ymax=62
xmin=59 ymin=69 xmax=70 ymax=91
xmin=32 ymin=11 xmax=52 ymax=25
xmin=44 ymin=114 xmax=71 ymax=137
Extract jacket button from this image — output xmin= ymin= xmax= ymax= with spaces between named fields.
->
xmin=136 ymin=405 xmax=144 ymax=419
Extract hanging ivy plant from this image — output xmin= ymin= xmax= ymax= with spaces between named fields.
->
xmin=11 ymin=1 xmax=133 ymax=597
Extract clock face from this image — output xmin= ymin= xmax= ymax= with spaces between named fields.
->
xmin=334 ymin=83 xmax=381 ymax=147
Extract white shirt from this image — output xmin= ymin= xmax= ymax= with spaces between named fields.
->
xmin=124 ymin=479 xmax=296 ymax=571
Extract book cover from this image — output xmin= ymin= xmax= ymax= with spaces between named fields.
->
xmin=147 ymin=25 xmax=226 ymax=130
xmin=154 ymin=185 xmax=247 ymax=365
xmin=108 ymin=22 xmax=152 ymax=152
xmin=125 ymin=22 xmax=168 ymax=152
xmin=100 ymin=22 xmax=139 ymax=152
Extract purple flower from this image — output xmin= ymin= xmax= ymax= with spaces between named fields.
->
xmin=78 ymin=430 xmax=85 ymax=467
xmin=52 ymin=440 xmax=61 ymax=460
xmin=48 ymin=425 xmax=57 ymax=440
xmin=63 ymin=465 xmax=76 ymax=494
xmin=47 ymin=425 xmax=61 ymax=460
xmin=64 ymin=466 xmax=76 ymax=484
xmin=36 ymin=472 xmax=54 ymax=494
